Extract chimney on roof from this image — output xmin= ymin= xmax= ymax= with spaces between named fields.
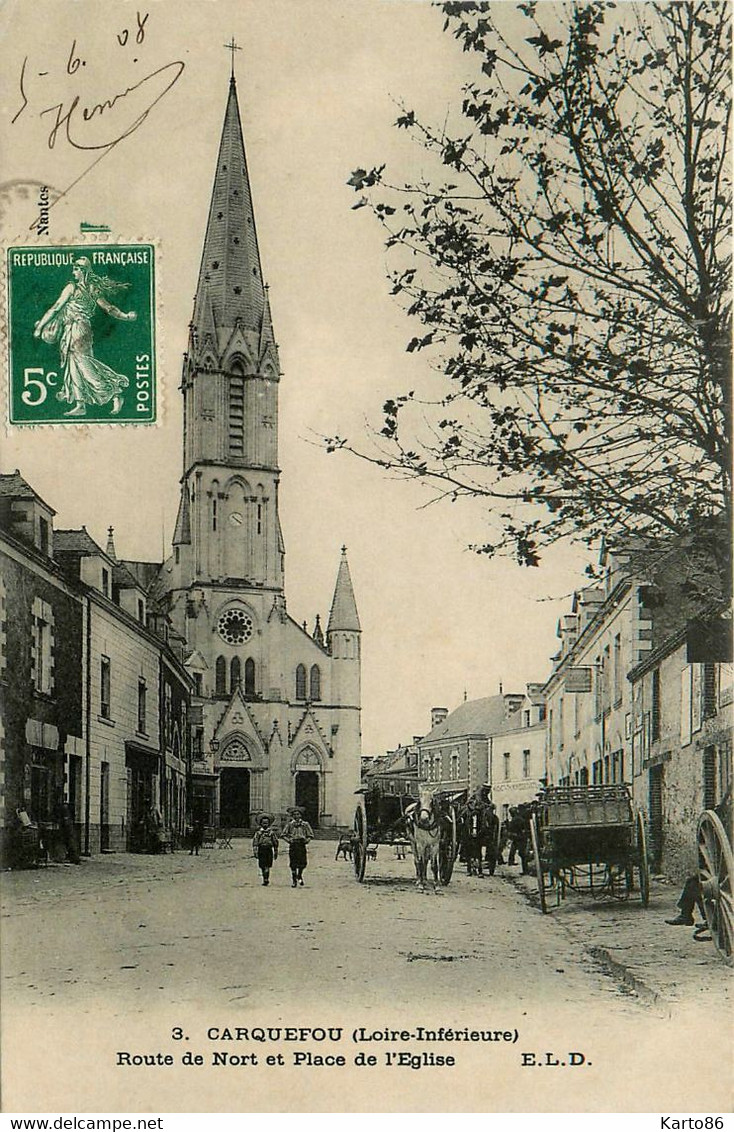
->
xmin=431 ymin=707 xmax=448 ymax=729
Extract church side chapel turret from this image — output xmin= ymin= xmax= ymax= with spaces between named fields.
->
xmin=156 ymin=57 xmax=361 ymax=832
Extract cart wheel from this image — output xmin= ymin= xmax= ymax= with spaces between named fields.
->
xmin=530 ymin=814 xmax=547 ymax=914
xmin=438 ymin=808 xmax=457 ymax=885
xmin=636 ymin=810 xmax=650 ymax=907
xmin=353 ymin=800 xmax=368 ymax=883
xmin=697 ymin=810 xmax=733 ymax=963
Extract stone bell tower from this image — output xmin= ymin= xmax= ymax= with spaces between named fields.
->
xmin=156 ymin=66 xmax=362 ymax=831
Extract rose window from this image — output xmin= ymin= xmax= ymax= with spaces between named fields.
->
xmin=217 ymin=608 xmax=254 ymax=645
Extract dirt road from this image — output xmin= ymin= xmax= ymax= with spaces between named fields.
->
xmin=1 ymin=844 xmax=728 ymax=1112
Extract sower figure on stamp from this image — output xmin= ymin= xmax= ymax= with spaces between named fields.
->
xmin=33 ymin=256 xmax=137 ymax=417
xmin=281 ymin=809 xmax=314 ymax=888
xmin=252 ymin=815 xmax=279 ymax=886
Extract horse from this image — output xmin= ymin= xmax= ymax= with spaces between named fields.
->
xmin=506 ymin=802 xmax=537 ymax=873
xmin=404 ymin=786 xmax=444 ymax=893
xmin=460 ymin=802 xmax=487 ymax=876
xmin=459 ymin=791 xmax=500 ymax=876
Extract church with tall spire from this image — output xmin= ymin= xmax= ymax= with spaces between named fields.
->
xmin=155 ymin=67 xmax=361 ymax=830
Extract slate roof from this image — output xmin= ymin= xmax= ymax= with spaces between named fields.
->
xmin=0 ymin=471 xmax=55 ymax=512
xmin=422 ymin=694 xmax=523 ymax=743
xmin=123 ymin=560 xmax=163 ymax=591
xmin=112 ymin=560 xmax=142 ymax=591
xmin=54 ymin=528 xmax=107 ymax=557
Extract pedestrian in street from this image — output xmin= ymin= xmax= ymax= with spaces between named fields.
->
xmin=281 ymin=809 xmax=314 ymax=887
xmin=55 ymin=800 xmax=81 ymax=865
xmin=665 ymin=874 xmax=705 ymax=926
xmin=189 ymin=817 xmax=204 ymax=856
xmin=252 ymin=815 xmax=279 ymax=886
xmin=665 ymin=787 xmax=731 ymax=929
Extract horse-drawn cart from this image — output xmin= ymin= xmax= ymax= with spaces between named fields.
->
xmin=696 ymin=808 xmax=733 ymax=963
xmin=529 ymin=784 xmax=650 ymax=913
xmin=352 ymin=785 xmax=460 ymax=886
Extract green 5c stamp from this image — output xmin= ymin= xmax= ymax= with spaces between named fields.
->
xmin=6 ymin=244 xmax=156 ymax=424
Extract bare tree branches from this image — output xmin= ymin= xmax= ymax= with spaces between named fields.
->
xmin=336 ymin=2 xmax=731 ymax=578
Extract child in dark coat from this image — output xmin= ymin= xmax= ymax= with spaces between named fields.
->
xmin=252 ymin=816 xmax=279 ymax=886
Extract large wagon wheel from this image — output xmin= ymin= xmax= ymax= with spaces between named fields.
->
xmin=438 ymin=807 xmax=457 ymax=885
xmin=697 ymin=810 xmax=733 ymax=964
xmin=352 ymin=799 xmax=368 ymax=883
xmin=530 ymin=814 xmax=548 ymax=914
xmin=636 ymin=810 xmax=650 ymax=907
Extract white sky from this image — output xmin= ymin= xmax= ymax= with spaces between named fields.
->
xmin=1 ymin=0 xmax=590 ymax=752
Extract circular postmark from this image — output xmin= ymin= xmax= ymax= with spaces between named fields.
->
xmin=0 ymin=180 xmax=63 ymax=239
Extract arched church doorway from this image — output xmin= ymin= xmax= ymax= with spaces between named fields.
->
xmin=295 ymin=771 xmax=320 ymax=829
xmin=219 ymin=768 xmax=250 ymax=829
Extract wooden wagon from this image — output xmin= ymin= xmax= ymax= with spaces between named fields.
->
xmin=529 ymin=784 xmax=650 ymax=913
xmin=351 ymin=785 xmax=461 ymax=885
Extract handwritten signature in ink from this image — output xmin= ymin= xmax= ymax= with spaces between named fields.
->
xmin=12 ymin=11 xmax=185 ymax=153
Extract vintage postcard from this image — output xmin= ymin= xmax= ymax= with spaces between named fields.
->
xmin=0 ymin=0 xmax=730 ymax=1118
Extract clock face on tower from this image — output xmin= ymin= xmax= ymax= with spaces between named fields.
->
xmin=229 ymin=512 xmax=243 ymax=526
xmin=217 ymin=608 xmax=254 ymax=645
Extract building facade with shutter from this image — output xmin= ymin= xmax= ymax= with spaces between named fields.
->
xmin=0 ymin=473 xmax=192 ymax=862
xmin=628 ymin=621 xmax=732 ymax=879
xmin=0 ymin=474 xmax=84 ymax=865
xmin=544 ymin=538 xmax=732 ymax=881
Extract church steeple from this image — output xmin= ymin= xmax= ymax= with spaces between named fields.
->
xmin=175 ymin=72 xmax=284 ymax=590
xmin=326 ymin=546 xmax=361 ymax=707
xmin=192 ymin=76 xmax=270 ymax=340
xmin=327 ymin=547 xmax=361 ymax=634
xmin=156 ymin=55 xmax=361 ymax=834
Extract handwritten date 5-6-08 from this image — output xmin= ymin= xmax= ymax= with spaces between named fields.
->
xmin=12 ymin=10 xmax=184 ymax=153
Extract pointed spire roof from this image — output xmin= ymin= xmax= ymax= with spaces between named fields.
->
xmin=327 ymin=547 xmax=361 ymax=633
xmin=259 ymin=285 xmax=274 ymax=358
xmin=192 ymin=77 xmax=267 ymax=337
xmin=172 ymin=486 xmax=191 ymax=545
xmin=105 ymin=526 xmax=117 ymax=560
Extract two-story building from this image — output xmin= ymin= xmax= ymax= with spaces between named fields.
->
xmin=544 ymin=536 xmax=731 ymax=882
xmin=418 ymin=695 xmax=526 ymax=795
xmin=0 ymin=472 xmax=193 ymax=863
xmin=543 ymin=547 xmax=655 ymax=792
xmin=0 ymin=473 xmax=84 ymax=865
xmin=628 ymin=613 xmax=732 ymax=877
xmin=362 ymin=738 xmax=421 ymax=797
xmin=490 ymin=684 xmax=547 ymax=820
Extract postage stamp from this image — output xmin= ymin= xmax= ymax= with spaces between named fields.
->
xmin=6 ymin=243 xmax=156 ymax=424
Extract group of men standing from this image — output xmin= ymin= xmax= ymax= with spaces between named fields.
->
xmin=458 ymin=788 xmax=537 ymax=877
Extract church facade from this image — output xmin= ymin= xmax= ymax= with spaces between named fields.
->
xmin=155 ymin=74 xmax=362 ymax=831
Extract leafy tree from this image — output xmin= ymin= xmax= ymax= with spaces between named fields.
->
xmin=337 ymin=1 xmax=731 ymax=587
